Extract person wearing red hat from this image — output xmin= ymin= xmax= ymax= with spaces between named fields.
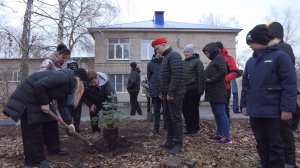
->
xmin=152 ymin=37 xmax=186 ymax=154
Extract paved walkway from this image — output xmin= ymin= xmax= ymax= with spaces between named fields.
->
xmin=0 ymin=103 xmax=248 ymax=126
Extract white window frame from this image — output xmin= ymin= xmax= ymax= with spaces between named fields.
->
xmin=141 ymin=39 xmax=154 ymax=60
xmin=108 ymin=74 xmax=130 ymax=93
xmin=8 ymin=69 xmax=20 ymax=82
xmin=108 ymin=38 xmax=130 ymax=60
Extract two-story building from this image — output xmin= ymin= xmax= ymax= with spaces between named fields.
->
xmin=88 ymin=11 xmax=242 ymax=102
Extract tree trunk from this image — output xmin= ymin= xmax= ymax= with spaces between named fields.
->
xmin=103 ymin=127 xmax=118 ymax=151
xmin=57 ymin=0 xmax=68 ymax=44
xmin=20 ymin=0 xmax=34 ymax=82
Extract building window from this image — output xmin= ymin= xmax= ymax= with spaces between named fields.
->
xmin=108 ymin=74 xmax=129 ymax=92
xmin=8 ymin=69 xmax=20 ymax=82
xmin=141 ymin=39 xmax=154 ymax=60
xmin=108 ymin=38 xmax=130 ymax=60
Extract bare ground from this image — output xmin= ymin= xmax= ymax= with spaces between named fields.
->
xmin=0 ymin=119 xmax=300 ymax=168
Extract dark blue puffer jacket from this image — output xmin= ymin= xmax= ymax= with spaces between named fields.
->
xmin=240 ymin=42 xmax=297 ymax=118
xmin=147 ymin=57 xmax=163 ymax=97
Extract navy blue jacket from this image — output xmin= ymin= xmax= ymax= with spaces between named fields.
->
xmin=147 ymin=56 xmax=162 ymax=97
xmin=240 ymin=43 xmax=297 ymax=118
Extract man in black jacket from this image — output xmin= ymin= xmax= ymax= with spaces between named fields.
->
xmin=127 ymin=62 xmax=143 ymax=115
xmin=152 ymin=37 xmax=186 ymax=154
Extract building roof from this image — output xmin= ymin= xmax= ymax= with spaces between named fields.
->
xmin=88 ymin=20 xmax=242 ymax=33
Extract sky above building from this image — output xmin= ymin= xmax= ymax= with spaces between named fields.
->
xmin=1 ymin=0 xmax=300 ymax=63
xmin=112 ymin=0 xmax=300 ymax=63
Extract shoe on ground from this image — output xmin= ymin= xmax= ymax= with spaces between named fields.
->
xmin=168 ymin=144 xmax=182 ymax=154
xmin=137 ymin=111 xmax=143 ymax=115
xmin=183 ymin=130 xmax=192 ymax=134
xmin=217 ymin=136 xmax=231 ymax=144
xmin=49 ymin=146 xmax=69 ymax=155
xmin=38 ymin=159 xmax=51 ymax=168
xmin=26 ymin=159 xmax=51 ymax=168
xmin=130 ymin=112 xmax=136 ymax=116
xmin=208 ymin=135 xmax=222 ymax=140
xmin=159 ymin=141 xmax=174 ymax=149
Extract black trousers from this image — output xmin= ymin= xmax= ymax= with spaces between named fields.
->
xmin=152 ymin=97 xmax=162 ymax=131
xmin=250 ymin=117 xmax=284 ymax=168
xmin=182 ymin=89 xmax=200 ymax=133
xmin=281 ymin=120 xmax=296 ymax=166
xmin=225 ymin=89 xmax=231 ymax=121
xmin=147 ymin=96 xmax=151 ymax=112
xmin=68 ymin=102 xmax=82 ymax=133
xmin=129 ymin=92 xmax=142 ymax=115
xmin=291 ymin=104 xmax=300 ymax=130
xmin=162 ymin=95 xmax=184 ymax=143
xmin=20 ymin=111 xmax=60 ymax=165
xmin=89 ymin=110 xmax=100 ymax=133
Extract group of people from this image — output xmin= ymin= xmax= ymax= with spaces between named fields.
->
xmin=2 ymin=20 xmax=299 ymax=167
xmin=131 ymin=21 xmax=299 ymax=168
xmin=3 ymin=44 xmax=116 ymax=167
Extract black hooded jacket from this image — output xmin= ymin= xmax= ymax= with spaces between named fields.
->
xmin=3 ymin=69 xmax=75 ymax=124
xmin=202 ymin=42 xmax=227 ymax=103
xmin=267 ymin=22 xmax=295 ymax=65
xmin=127 ymin=67 xmax=141 ymax=93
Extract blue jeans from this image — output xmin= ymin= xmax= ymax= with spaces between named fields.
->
xmin=232 ymin=92 xmax=240 ymax=113
xmin=210 ymin=102 xmax=230 ymax=138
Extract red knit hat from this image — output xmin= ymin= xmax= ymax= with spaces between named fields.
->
xmin=151 ymin=37 xmax=168 ymax=47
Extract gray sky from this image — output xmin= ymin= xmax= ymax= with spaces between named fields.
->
xmin=2 ymin=0 xmax=300 ymax=62
xmin=113 ymin=0 xmax=300 ymax=62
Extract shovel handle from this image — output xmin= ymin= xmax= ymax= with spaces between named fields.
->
xmin=47 ymin=110 xmax=94 ymax=146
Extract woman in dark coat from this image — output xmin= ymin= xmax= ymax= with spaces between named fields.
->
xmin=3 ymin=68 xmax=88 ymax=167
xmin=203 ymin=42 xmax=230 ymax=144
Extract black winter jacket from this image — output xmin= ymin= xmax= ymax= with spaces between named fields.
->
xmin=160 ymin=48 xmax=186 ymax=96
xmin=183 ymin=56 xmax=205 ymax=94
xmin=203 ymin=43 xmax=227 ymax=103
xmin=3 ymin=69 xmax=74 ymax=124
xmin=127 ymin=67 xmax=141 ymax=93
xmin=147 ymin=57 xmax=163 ymax=97
xmin=82 ymin=82 xmax=116 ymax=111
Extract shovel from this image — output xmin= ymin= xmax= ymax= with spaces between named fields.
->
xmin=47 ymin=110 xmax=95 ymax=147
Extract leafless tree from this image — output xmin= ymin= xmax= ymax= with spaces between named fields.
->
xmin=32 ymin=0 xmax=118 ymax=56
xmin=20 ymin=0 xmax=34 ymax=82
xmin=199 ymin=13 xmax=239 ymax=28
xmin=266 ymin=7 xmax=300 ymax=47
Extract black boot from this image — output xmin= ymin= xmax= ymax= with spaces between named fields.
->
xmin=159 ymin=140 xmax=174 ymax=149
xmin=168 ymin=141 xmax=182 ymax=154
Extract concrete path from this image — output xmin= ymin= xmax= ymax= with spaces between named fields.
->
xmin=0 ymin=103 xmax=248 ymax=126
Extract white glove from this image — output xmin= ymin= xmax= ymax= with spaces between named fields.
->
xmin=41 ymin=104 xmax=50 ymax=113
xmin=68 ymin=123 xmax=76 ymax=134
